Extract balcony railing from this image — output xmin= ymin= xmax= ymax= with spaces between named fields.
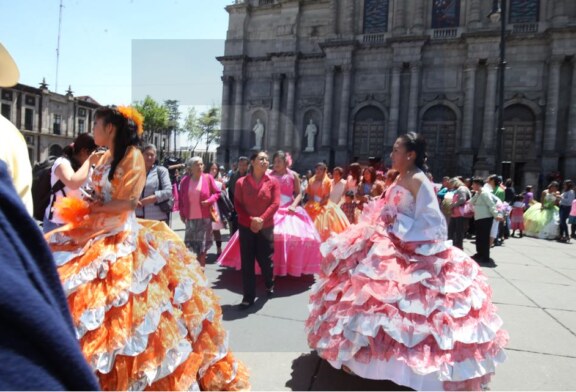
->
xmin=512 ymin=22 xmax=539 ymax=34
xmin=362 ymin=33 xmax=386 ymax=45
xmin=432 ymin=27 xmax=459 ymax=39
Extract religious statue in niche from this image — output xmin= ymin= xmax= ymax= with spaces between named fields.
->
xmin=304 ymin=119 xmax=317 ymax=152
xmin=252 ymin=118 xmax=264 ymax=150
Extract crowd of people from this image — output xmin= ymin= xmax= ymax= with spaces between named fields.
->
xmin=2 ymin=39 xmax=574 ymax=391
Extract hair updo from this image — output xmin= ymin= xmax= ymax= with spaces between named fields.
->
xmin=398 ymin=132 xmax=429 ymax=172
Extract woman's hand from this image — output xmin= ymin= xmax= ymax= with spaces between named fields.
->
xmin=250 ymin=217 xmax=263 ymax=233
xmin=200 ymin=200 xmax=211 ymax=207
xmin=89 ymin=150 xmax=105 ymax=166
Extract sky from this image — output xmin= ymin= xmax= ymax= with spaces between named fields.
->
xmin=1 ymin=0 xmax=232 ymax=108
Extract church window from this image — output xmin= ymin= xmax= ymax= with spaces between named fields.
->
xmin=509 ymin=0 xmax=539 ymax=24
xmin=431 ymin=0 xmax=461 ymax=29
xmin=364 ymin=0 xmax=390 ymax=34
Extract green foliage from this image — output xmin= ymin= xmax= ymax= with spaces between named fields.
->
xmin=133 ymin=96 xmax=169 ymax=143
xmin=184 ymin=106 xmax=221 ymax=152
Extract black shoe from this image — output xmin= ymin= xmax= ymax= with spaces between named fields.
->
xmin=238 ymin=298 xmax=254 ymax=310
xmin=266 ymin=285 xmax=275 ymax=298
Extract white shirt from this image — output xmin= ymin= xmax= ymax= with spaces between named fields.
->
xmin=45 ymin=157 xmax=82 ymax=224
xmin=330 ymin=179 xmax=346 ymax=204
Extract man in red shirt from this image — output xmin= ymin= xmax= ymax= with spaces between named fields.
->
xmin=234 ymin=151 xmax=280 ymax=309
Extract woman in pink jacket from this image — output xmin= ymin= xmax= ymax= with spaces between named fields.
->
xmin=178 ymin=156 xmax=221 ymax=267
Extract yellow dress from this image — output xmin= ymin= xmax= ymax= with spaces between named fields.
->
xmin=46 ymin=147 xmax=249 ymax=391
xmin=304 ymin=175 xmax=350 ymax=242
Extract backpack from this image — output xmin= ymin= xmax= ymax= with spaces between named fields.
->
xmin=31 ymin=156 xmax=66 ymax=221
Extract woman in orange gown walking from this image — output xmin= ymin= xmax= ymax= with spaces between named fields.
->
xmin=304 ymin=162 xmax=350 ymax=241
xmin=46 ymin=106 xmax=249 ymax=391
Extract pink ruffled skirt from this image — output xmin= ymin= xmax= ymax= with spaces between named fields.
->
xmin=218 ymin=205 xmax=322 ymax=276
xmin=306 ymin=218 xmax=508 ymax=390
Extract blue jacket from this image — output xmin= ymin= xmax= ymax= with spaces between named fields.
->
xmin=0 ymin=160 xmax=99 ymax=390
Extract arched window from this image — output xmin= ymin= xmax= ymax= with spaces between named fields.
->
xmin=364 ymin=0 xmax=390 ymax=34
xmin=431 ymin=0 xmax=461 ymax=29
xmin=509 ymin=0 xmax=539 ymax=24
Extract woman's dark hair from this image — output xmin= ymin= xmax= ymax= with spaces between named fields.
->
xmin=61 ymin=133 xmax=97 ymax=170
xmin=487 ymin=174 xmax=501 ymax=186
xmin=514 ymin=194 xmax=524 ymax=202
xmin=361 ymin=167 xmax=375 ymax=184
xmin=315 ymin=162 xmax=327 ymax=171
xmin=95 ymin=106 xmax=141 ymax=180
xmin=397 ymin=132 xmax=428 ymax=172
xmin=348 ymin=162 xmax=362 ymax=183
xmin=563 ymin=179 xmax=573 ymax=190
xmin=472 ymin=177 xmax=485 ymax=186
xmin=272 ymin=150 xmax=287 ymax=165
xmin=333 ymin=166 xmax=343 ymax=176
xmin=548 ymin=181 xmax=559 ymax=190
xmin=505 ymin=178 xmax=513 ymax=188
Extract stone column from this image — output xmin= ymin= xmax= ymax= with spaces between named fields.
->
xmin=411 ymin=0 xmax=425 ymax=34
xmin=387 ymin=63 xmax=402 ymax=146
xmin=284 ymin=73 xmax=296 ymax=149
xmin=393 ymin=0 xmax=406 ymax=34
xmin=552 ymin=0 xmax=567 ymax=26
xmin=481 ymin=61 xmax=498 ymax=151
xmin=232 ymin=77 xmax=244 ymax=146
xmin=544 ymin=56 xmax=562 ymax=152
xmin=468 ymin=0 xmax=482 ymax=29
xmin=220 ymin=75 xmax=232 ymax=147
xmin=462 ymin=62 xmax=477 ymax=149
xmin=338 ymin=65 xmax=352 ymax=146
xmin=407 ymin=62 xmax=421 ymax=133
xmin=269 ymin=73 xmax=283 ymax=150
xmin=565 ymin=59 xmax=576 ymax=174
xmin=322 ymin=66 xmax=334 ymax=147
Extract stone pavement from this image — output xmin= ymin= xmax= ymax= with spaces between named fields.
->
xmin=169 ymin=215 xmax=576 ymax=390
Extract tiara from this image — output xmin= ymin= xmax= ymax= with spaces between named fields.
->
xmin=117 ymin=106 xmax=144 ymax=136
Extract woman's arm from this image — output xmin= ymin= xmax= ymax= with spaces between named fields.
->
xmin=290 ymin=172 xmax=302 ymax=210
xmin=54 ymin=155 xmax=97 ymax=190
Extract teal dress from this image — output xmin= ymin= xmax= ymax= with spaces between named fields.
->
xmin=523 ymin=193 xmax=559 ymax=239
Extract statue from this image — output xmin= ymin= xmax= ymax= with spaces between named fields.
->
xmin=304 ymin=119 xmax=317 ymax=152
xmin=252 ymin=118 xmax=264 ymax=150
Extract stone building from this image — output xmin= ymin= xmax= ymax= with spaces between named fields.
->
xmin=0 ymin=80 xmax=99 ymax=164
xmin=217 ymin=0 xmax=576 ymax=188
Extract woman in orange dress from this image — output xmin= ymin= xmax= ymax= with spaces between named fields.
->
xmin=45 ymin=106 xmax=249 ymax=391
xmin=304 ymin=162 xmax=350 ymax=241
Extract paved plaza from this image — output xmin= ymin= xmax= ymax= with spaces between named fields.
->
xmin=170 ymin=216 xmax=576 ymax=390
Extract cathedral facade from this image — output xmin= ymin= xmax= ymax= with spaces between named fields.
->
xmin=217 ymin=0 xmax=576 ymax=187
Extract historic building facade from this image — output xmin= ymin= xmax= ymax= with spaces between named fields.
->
xmin=0 ymin=80 xmax=99 ymax=164
xmin=217 ymin=0 xmax=576 ymax=188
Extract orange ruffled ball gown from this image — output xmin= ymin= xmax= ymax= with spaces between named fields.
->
xmin=306 ymin=181 xmax=508 ymax=391
xmin=46 ymin=147 xmax=249 ymax=391
xmin=304 ymin=175 xmax=350 ymax=242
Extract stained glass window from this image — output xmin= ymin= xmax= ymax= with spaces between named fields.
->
xmin=509 ymin=0 xmax=539 ymax=24
xmin=364 ymin=0 xmax=390 ymax=34
xmin=431 ymin=0 xmax=461 ymax=29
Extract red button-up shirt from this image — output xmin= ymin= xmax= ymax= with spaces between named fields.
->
xmin=234 ymin=173 xmax=280 ymax=229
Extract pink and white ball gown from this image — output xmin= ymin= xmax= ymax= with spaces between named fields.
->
xmin=218 ymin=170 xmax=322 ymax=276
xmin=306 ymin=180 xmax=508 ymax=391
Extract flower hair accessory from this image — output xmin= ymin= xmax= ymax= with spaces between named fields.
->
xmin=117 ymin=106 xmax=144 ymax=136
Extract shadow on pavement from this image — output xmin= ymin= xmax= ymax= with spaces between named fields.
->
xmin=211 ymin=267 xmax=316 ymax=297
xmin=221 ymin=297 xmax=269 ymax=321
xmin=286 ymin=351 xmax=412 ymax=391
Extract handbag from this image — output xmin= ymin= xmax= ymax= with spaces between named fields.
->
xmin=156 ymin=167 xmax=174 ymax=214
xmin=459 ymin=201 xmax=475 ymax=218
xmin=209 ymin=204 xmax=220 ymax=223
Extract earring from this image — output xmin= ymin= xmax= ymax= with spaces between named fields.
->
xmin=407 ymin=157 xmax=411 ymax=160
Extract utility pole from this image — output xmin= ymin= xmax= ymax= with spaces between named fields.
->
xmin=55 ymin=0 xmax=64 ymax=93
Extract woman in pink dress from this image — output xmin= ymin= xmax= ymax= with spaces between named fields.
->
xmin=306 ymin=133 xmax=508 ymax=391
xmin=219 ymin=151 xmax=323 ymax=276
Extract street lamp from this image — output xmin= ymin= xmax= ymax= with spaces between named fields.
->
xmin=489 ymin=0 xmax=507 ymax=175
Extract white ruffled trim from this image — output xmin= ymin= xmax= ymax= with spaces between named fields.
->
xmin=327 ymin=347 xmax=506 ymax=389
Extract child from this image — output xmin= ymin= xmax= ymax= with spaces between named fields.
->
xmin=510 ymin=194 xmax=525 ymax=238
xmin=340 ymin=190 xmax=357 ymax=225
xmin=523 ymin=185 xmax=534 ymax=211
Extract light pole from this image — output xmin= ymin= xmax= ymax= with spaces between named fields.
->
xmin=489 ymin=0 xmax=506 ymax=175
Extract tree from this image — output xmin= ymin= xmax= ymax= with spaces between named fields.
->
xmin=183 ymin=106 xmax=221 ymax=154
xmin=133 ymin=96 xmax=169 ymax=146
xmin=164 ymin=99 xmax=181 ymax=153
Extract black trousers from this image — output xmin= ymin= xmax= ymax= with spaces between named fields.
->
xmin=448 ymin=217 xmax=466 ymax=249
xmin=559 ymin=205 xmax=571 ymax=238
xmin=238 ymin=225 xmax=274 ymax=302
xmin=475 ymin=217 xmax=493 ymax=262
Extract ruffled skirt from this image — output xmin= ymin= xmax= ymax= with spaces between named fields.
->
xmin=304 ymin=200 xmax=350 ymax=242
xmin=218 ymin=205 xmax=322 ymax=276
xmin=306 ymin=218 xmax=508 ymax=391
xmin=47 ymin=216 xmax=249 ymax=391
xmin=523 ymin=203 xmax=559 ymax=239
